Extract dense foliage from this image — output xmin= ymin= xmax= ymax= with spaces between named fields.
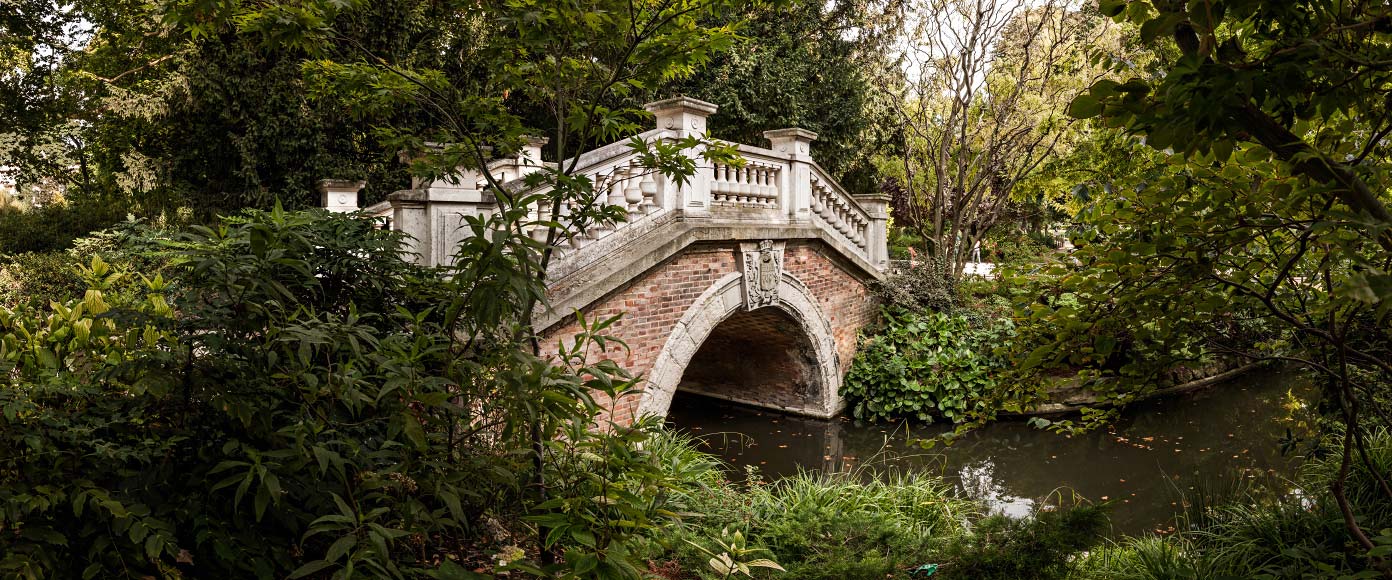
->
xmin=666 ymin=0 xmax=901 ymax=192
xmin=842 ymin=308 xmax=1014 ymax=424
xmin=622 ymin=431 xmax=1119 ymax=580
xmin=0 ymin=209 xmax=707 ymax=579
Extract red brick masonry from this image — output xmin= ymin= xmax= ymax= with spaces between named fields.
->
xmin=541 ymin=239 xmax=878 ymax=424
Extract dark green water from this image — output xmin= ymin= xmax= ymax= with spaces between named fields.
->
xmin=666 ymin=366 xmax=1318 ymax=536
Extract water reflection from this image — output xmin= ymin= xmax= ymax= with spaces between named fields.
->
xmin=957 ymin=459 xmax=1034 ymax=518
xmin=667 ymin=366 xmax=1317 ymax=536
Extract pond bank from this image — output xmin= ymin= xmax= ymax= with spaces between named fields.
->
xmin=667 ymin=365 xmax=1318 ymax=536
xmin=1021 ymin=360 xmax=1268 ymax=415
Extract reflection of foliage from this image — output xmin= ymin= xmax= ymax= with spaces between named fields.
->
xmin=1073 ymin=431 xmax=1392 ymax=579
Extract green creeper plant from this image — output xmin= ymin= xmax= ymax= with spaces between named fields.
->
xmin=842 ymin=308 xmax=1014 ymax=424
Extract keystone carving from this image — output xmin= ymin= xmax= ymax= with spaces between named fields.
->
xmin=740 ymin=240 xmax=785 ymax=310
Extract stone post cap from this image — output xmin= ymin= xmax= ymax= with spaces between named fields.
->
xmin=317 ymin=179 xmax=366 ymax=193
xmin=852 ymin=192 xmax=891 ymax=216
xmin=763 ymin=128 xmax=819 ymax=142
xmin=643 ymin=96 xmax=719 ymax=116
xmin=319 ymin=179 xmax=366 ymax=212
xmin=852 ymin=192 xmax=891 ymax=203
xmin=387 ymin=189 xmax=428 ymax=205
xmin=763 ymin=128 xmax=818 ymax=155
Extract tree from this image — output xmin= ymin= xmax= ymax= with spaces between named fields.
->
xmin=3 ymin=0 xmax=753 ymax=577
xmin=192 ymin=0 xmax=748 ymax=573
xmin=893 ymin=0 xmax=1115 ymax=278
xmin=1044 ymin=0 xmax=1392 ymax=563
xmin=664 ymin=0 xmax=905 ymax=193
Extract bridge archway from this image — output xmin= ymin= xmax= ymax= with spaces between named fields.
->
xmin=637 ymin=271 xmax=841 ymax=419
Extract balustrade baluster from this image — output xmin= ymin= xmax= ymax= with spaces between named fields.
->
xmin=624 ymin=165 xmax=644 ymax=218
xmin=641 ymin=173 xmax=659 ymax=213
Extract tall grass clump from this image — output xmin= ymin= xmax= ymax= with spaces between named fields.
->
xmin=743 ymin=470 xmax=974 ymax=580
xmin=639 ymin=432 xmax=978 ymax=579
xmin=1070 ymin=536 xmax=1199 ymax=580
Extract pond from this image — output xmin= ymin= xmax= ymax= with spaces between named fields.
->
xmin=666 ymin=365 xmax=1319 ymax=536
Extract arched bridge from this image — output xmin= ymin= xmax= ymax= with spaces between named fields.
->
xmin=348 ymin=97 xmax=888 ymax=425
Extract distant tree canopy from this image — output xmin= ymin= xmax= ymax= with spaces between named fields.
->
xmin=4 ymin=0 xmax=485 ymax=215
xmin=1 ymin=0 xmax=900 ymax=254
xmin=664 ymin=0 xmax=903 ymax=194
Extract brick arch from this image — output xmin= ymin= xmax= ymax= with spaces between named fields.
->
xmin=539 ymin=240 xmax=879 ymax=426
xmin=636 ymin=271 xmax=841 ymax=419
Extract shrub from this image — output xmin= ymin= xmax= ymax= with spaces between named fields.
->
xmin=0 ymin=219 xmax=176 ymax=309
xmin=0 ymin=207 xmax=667 ymax=579
xmin=1070 ymin=536 xmax=1199 ymax=580
xmin=938 ymin=504 xmax=1109 ymax=580
xmin=0 ymin=251 xmax=85 ymax=309
xmin=841 ymin=308 xmax=1014 ymax=423
xmin=0 ymin=200 xmax=129 ymax=254
xmin=638 ymin=436 xmax=977 ymax=580
xmin=875 ymin=260 xmax=959 ymax=313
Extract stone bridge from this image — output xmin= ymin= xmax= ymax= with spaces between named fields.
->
xmin=345 ymin=97 xmax=888 ymax=425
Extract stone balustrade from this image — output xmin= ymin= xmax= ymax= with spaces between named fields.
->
xmin=711 ymin=159 xmax=781 ymax=207
xmin=354 ymin=96 xmax=889 ymax=275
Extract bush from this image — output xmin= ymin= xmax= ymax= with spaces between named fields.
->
xmin=875 ymin=260 xmax=959 ymax=313
xmin=0 ymin=207 xmax=676 ymax=579
xmin=0 ymin=219 xmax=176 ymax=309
xmin=1070 ymin=536 xmax=1199 ymax=580
xmin=939 ymin=504 xmax=1109 ymax=580
xmin=0 ymin=200 xmax=130 ymax=254
xmin=0 ymin=251 xmax=85 ymax=309
xmin=841 ymin=308 xmax=1014 ymax=423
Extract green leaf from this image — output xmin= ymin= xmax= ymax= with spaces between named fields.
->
xmin=1068 ymin=95 xmax=1103 ymax=119
xmin=288 ymin=560 xmax=335 ymax=578
xmin=401 ymin=411 xmax=427 ymax=450
xmin=327 ymin=534 xmax=357 ymax=562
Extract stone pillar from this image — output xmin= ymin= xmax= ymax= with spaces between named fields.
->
xmin=519 ymin=136 xmax=548 ymax=180
xmin=489 ymin=136 xmax=550 ymax=184
xmin=318 ymin=179 xmax=365 ymax=213
xmin=644 ymin=96 xmax=718 ymax=216
xmin=853 ymin=192 xmax=891 ymax=270
xmin=763 ymin=128 xmax=818 ymax=222
xmin=388 ymin=190 xmax=430 ymax=265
